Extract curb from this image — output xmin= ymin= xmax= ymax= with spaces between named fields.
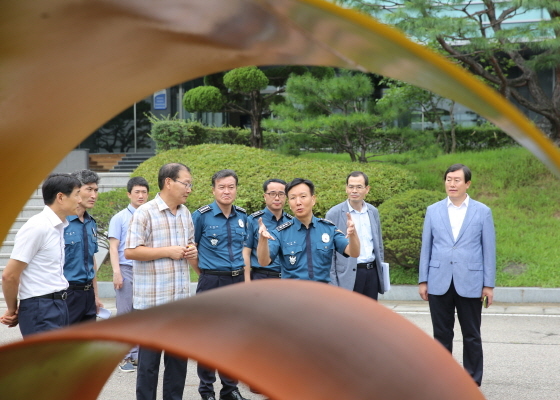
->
xmin=97 ymin=282 xmax=560 ymax=303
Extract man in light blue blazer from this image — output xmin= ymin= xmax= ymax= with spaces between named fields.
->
xmin=419 ymin=164 xmax=496 ymax=387
xmin=326 ymin=171 xmax=385 ymax=299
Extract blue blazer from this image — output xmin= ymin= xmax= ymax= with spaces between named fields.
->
xmin=419 ymin=198 xmax=496 ymax=298
xmin=325 ymin=201 xmax=385 ymax=294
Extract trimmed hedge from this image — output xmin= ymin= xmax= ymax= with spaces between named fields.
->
xmin=379 ymin=189 xmax=443 ymax=270
xmin=131 ymin=144 xmax=416 ymax=216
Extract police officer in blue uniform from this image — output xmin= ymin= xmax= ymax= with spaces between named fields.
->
xmin=257 ymin=178 xmax=360 ymax=282
xmin=243 ymin=178 xmax=292 ymax=281
xmin=192 ymin=169 xmax=249 ymax=400
xmin=64 ymin=169 xmax=103 ymax=324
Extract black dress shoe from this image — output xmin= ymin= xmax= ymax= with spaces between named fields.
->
xmin=201 ymin=395 xmax=216 ymax=400
xmin=219 ymin=389 xmax=249 ymax=400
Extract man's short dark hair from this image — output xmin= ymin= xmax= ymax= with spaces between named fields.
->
xmin=263 ymin=178 xmax=287 ymax=192
xmin=127 ymin=176 xmax=150 ymax=193
xmin=71 ymin=169 xmax=100 ymax=186
xmin=444 ymin=164 xmax=472 ymax=183
xmin=212 ymin=169 xmax=238 ymax=187
xmin=346 ymin=171 xmax=369 ymax=186
xmin=286 ymin=178 xmax=315 ymax=196
xmin=158 ymin=163 xmax=190 ymax=190
xmin=42 ymin=173 xmax=81 ymax=205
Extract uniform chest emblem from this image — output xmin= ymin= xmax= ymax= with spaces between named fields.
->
xmin=238 ymin=219 xmax=244 ymax=228
xmin=322 ymin=233 xmax=330 ymax=243
xmin=210 ymin=238 xmax=219 ymax=246
xmin=289 ymin=255 xmax=297 ymax=265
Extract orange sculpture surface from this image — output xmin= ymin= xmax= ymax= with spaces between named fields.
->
xmin=1 ymin=0 xmax=558 ymax=399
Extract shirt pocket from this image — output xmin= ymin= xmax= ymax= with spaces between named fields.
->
xmin=315 ymin=242 xmax=334 ymax=264
xmin=281 ymin=244 xmax=303 ymax=270
xmin=204 ymin=229 xmax=221 ymax=247
xmin=468 ymin=263 xmax=483 ymax=271
xmin=429 ymin=260 xmax=440 ymax=269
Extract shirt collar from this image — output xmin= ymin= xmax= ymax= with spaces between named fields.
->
xmin=263 ymin=206 xmax=284 ymax=222
xmin=347 ymin=200 xmax=367 ymax=214
xmin=211 ymin=201 xmax=236 ymax=217
xmin=294 ymin=215 xmax=317 ymax=230
xmin=67 ymin=210 xmax=92 ymax=223
xmin=44 ymin=205 xmax=69 ymax=228
xmin=447 ymin=194 xmax=470 ymax=209
xmin=127 ymin=204 xmax=137 ymax=214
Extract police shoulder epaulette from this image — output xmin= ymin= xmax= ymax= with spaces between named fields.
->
xmin=250 ymin=210 xmax=264 ymax=218
xmin=197 ymin=205 xmax=211 ymax=214
xmin=234 ymin=205 xmax=247 ymax=214
xmin=276 ymin=220 xmax=294 ymax=231
xmin=319 ymin=218 xmax=335 ymax=226
xmin=284 ymin=213 xmax=294 ymax=219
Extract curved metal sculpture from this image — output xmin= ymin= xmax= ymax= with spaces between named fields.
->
xmin=1 ymin=0 xmax=558 ymax=399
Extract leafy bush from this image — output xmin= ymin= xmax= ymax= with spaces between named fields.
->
xmin=379 ymin=189 xmax=442 ymax=270
xmin=450 ymin=124 xmax=517 ymax=152
xmin=131 ymin=144 xmax=416 ymax=216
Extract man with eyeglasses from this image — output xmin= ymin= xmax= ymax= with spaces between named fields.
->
xmin=125 ymin=163 xmax=199 ymax=400
xmin=325 ymin=171 xmax=386 ymax=300
xmin=243 ymin=179 xmax=293 ymax=281
xmin=192 ymin=169 xmax=249 ymax=400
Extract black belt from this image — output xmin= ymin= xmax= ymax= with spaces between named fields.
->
xmin=357 ymin=262 xmax=376 ymax=269
xmin=68 ymin=281 xmax=93 ymax=291
xmin=201 ymin=268 xmax=244 ymax=277
xmin=32 ymin=291 xmax=68 ymax=300
xmin=251 ymin=267 xmax=281 ymax=278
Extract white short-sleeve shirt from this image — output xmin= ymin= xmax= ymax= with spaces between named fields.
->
xmin=11 ymin=205 xmax=69 ymax=299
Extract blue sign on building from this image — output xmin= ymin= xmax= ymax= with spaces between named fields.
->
xmin=153 ymin=89 xmax=167 ymax=110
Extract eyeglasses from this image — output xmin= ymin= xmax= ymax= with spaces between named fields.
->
xmin=347 ymin=185 xmax=365 ymax=190
xmin=173 ymin=179 xmax=193 ymax=189
xmin=265 ymin=191 xmax=286 ymax=198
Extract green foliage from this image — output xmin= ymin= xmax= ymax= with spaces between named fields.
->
xmin=92 ymin=188 xmax=134 ymax=251
xmin=223 ymin=66 xmax=269 ymax=93
xmin=379 ymin=189 xmax=442 ymax=270
xmin=132 ymin=144 xmax=416 ymax=216
xmin=266 ymin=70 xmax=405 ymax=162
xmin=182 ymin=86 xmax=225 ymax=112
xmin=453 ymin=125 xmax=517 ymax=151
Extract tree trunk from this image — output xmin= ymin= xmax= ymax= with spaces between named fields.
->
xmin=449 ymin=101 xmax=456 ymax=154
xmin=249 ymin=90 xmax=263 ymax=148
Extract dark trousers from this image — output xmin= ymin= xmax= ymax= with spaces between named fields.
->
xmin=250 ymin=271 xmax=280 ymax=280
xmin=353 ymin=265 xmax=379 ymax=300
xmin=428 ymin=280 xmax=483 ymax=385
xmin=18 ymin=296 xmax=69 ymax=337
xmin=196 ymin=273 xmax=244 ymax=396
xmin=136 ymin=347 xmax=188 ymax=400
xmin=66 ymin=288 xmax=96 ymax=324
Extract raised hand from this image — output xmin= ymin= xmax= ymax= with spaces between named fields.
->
xmin=258 ymin=217 xmax=275 ymax=240
xmin=346 ymin=212 xmax=356 ymax=238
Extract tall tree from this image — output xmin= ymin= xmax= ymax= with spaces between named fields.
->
xmin=337 ymin=0 xmax=560 ymax=141
xmin=183 ymin=66 xmax=331 ymax=148
xmin=378 ymin=80 xmax=459 ymax=153
xmin=264 ymin=70 xmax=406 ymax=162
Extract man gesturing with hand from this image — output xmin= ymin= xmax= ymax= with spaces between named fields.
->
xmin=257 ymin=178 xmax=359 ymax=283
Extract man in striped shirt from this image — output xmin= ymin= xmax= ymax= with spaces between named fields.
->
xmin=125 ymin=163 xmax=199 ymax=400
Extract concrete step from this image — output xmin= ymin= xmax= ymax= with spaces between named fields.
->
xmin=5 ymin=229 xmax=18 ymax=242
xmin=1 ymin=241 xmax=14 ymax=255
xmin=8 ymin=219 xmax=28 ymax=230
xmin=97 ymin=172 xmax=130 ymax=186
xmin=19 ymin=206 xmax=43 ymax=219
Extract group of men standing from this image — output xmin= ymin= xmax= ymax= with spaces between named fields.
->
xmin=1 ymin=161 xmax=496 ymax=398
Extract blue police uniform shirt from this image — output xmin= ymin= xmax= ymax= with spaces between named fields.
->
xmin=64 ymin=212 xmax=99 ymax=283
xmin=245 ymin=207 xmax=293 ymax=272
xmin=192 ymin=201 xmax=248 ymax=271
xmin=268 ymin=216 xmax=349 ymax=283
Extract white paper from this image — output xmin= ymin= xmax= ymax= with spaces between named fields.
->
xmin=381 ymin=262 xmax=391 ymax=292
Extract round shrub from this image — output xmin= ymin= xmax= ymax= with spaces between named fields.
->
xmin=131 ymin=144 xmax=416 ymax=216
xmin=379 ymin=189 xmax=443 ymax=270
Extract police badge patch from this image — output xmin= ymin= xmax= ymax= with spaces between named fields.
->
xmin=210 ymin=238 xmax=218 ymax=246
xmin=322 ymin=233 xmax=329 ymax=243
xmin=238 ymin=219 xmax=244 ymax=228
xmin=289 ymin=255 xmax=297 ymax=265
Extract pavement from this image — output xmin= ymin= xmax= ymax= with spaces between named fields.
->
xmin=1 ymin=298 xmax=560 ymax=399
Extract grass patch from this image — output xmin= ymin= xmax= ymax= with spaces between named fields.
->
xmin=97 ymin=261 xmax=200 ymax=282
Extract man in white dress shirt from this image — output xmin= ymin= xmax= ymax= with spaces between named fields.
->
xmin=325 ymin=171 xmax=386 ymax=299
xmin=1 ymin=173 xmax=82 ymax=336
